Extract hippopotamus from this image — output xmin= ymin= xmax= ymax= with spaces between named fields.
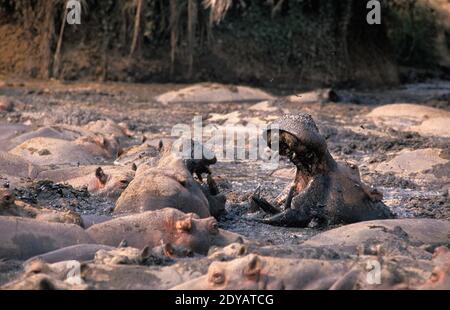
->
xmin=419 ymin=246 xmax=450 ymax=290
xmin=114 ymin=139 xmax=225 ymax=218
xmin=172 ymin=254 xmax=354 ymax=290
xmin=0 ymin=123 xmax=29 ymax=151
xmin=252 ymin=113 xmax=394 ymax=227
xmin=172 ymin=250 xmax=445 ymax=290
xmin=0 ymin=216 xmax=93 ymax=260
xmin=87 ymin=208 xmax=242 ymax=255
xmin=0 ymin=187 xmax=83 ymax=226
xmin=37 ymin=165 xmax=135 ymax=200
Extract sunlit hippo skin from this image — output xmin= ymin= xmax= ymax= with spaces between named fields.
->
xmin=25 ymin=244 xmax=115 ymax=264
xmin=37 ymin=165 xmax=135 ymax=200
xmin=0 ymin=216 xmax=93 ymax=260
xmin=8 ymin=136 xmax=119 ymax=167
xmin=0 ymin=123 xmax=29 ymax=151
xmin=114 ymin=140 xmax=224 ymax=218
xmin=252 ymin=113 xmax=394 ymax=227
xmin=0 ymin=187 xmax=83 ymax=226
xmin=0 ymin=151 xmax=41 ymax=180
xmin=87 ymin=208 xmax=242 ymax=255
xmin=1 ymin=256 xmax=208 ymax=290
xmin=172 ymin=254 xmax=354 ymax=290
xmin=172 ymin=252 xmax=442 ymax=290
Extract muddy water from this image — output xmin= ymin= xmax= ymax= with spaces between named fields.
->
xmin=0 ymin=80 xmax=449 ymax=245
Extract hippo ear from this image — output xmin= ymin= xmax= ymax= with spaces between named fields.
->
xmin=175 ymin=218 xmax=192 ymax=232
xmin=187 ymin=212 xmax=200 ymax=220
xmin=163 ymin=243 xmax=175 ymax=256
xmin=158 ymin=140 xmax=164 ymax=152
xmin=38 ymin=278 xmax=56 ymax=290
xmin=140 ymin=246 xmax=151 ymax=259
xmin=243 ymin=255 xmax=262 ymax=280
xmin=118 ymin=239 xmax=128 ymax=248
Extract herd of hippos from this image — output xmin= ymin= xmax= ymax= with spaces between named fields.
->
xmin=0 ymin=112 xmax=448 ymax=289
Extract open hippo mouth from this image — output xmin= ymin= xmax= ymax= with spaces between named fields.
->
xmin=252 ymin=113 xmax=330 ymax=215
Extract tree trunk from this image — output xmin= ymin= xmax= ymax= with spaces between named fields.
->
xmin=129 ymin=0 xmax=143 ymax=57
xmin=169 ymin=0 xmax=179 ymax=76
xmin=53 ymin=2 xmax=69 ymax=78
xmin=187 ymin=0 xmax=197 ymax=78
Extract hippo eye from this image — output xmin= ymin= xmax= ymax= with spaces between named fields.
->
xmin=208 ymin=220 xmax=219 ymax=234
xmin=430 ymin=272 xmax=440 ymax=283
xmin=209 ymin=271 xmax=225 ymax=285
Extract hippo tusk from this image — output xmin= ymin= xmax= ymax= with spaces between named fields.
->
xmin=259 ymin=208 xmax=311 ymax=227
xmin=251 ymin=195 xmax=281 ymax=215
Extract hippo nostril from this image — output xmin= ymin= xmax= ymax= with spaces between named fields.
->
xmin=209 ymin=221 xmax=219 ymax=234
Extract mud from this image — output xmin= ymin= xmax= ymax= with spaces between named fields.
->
xmin=0 ymin=80 xmax=449 ymax=289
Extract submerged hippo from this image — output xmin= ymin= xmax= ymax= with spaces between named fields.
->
xmin=0 ymin=187 xmax=83 ymax=226
xmin=0 ymin=216 xmax=93 ymax=260
xmin=87 ymin=208 xmax=242 ymax=255
xmin=252 ymin=113 xmax=394 ymax=227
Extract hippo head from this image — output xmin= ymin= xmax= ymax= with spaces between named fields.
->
xmin=169 ymin=211 xmax=242 ymax=255
xmin=264 ymin=113 xmax=329 ymax=175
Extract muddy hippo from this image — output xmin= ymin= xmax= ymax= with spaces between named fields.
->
xmin=0 ymin=123 xmax=29 ymax=151
xmin=37 ymin=165 xmax=134 ymax=200
xmin=0 ymin=187 xmax=83 ymax=226
xmin=114 ymin=140 xmax=224 ymax=218
xmin=82 ymin=119 xmax=132 ymax=143
xmin=0 ymin=216 xmax=93 ymax=260
xmin=302 ymin=219 xmax=450 ymax=257
xmin=9 ymin=137 xmax=107 ymax=167
xmin=93 ymin=243 xmax=192 ymax=266
xmin=87 ymin=208 xmax=242 ymax=255
xmin=252 ymin=113 xmax=394 ymax=227
xmin=0 ymin=151 xmax=41 ymax=180
xmin=25 ymin=244 xmax=115 ymax=264
xmin=419 ymin=246 xmax=450 ymax=290
xmin=172 ymin=254 xmax=354 ymax=290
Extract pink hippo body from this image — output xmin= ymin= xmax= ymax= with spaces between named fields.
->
xmin=87 ymin=208 xmax=241 ymax=255
xmin=114 ymin=153 xmax=211 ymax=218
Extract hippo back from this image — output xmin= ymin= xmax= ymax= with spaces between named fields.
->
xmin=0 ymin=217 xmax=93 ymax=260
